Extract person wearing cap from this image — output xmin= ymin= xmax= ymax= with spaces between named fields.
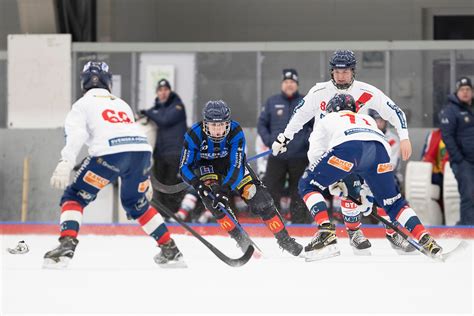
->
xmin=439 ymin=76 xmax=474 ymax=225
xmin=142 ymin=79 xmax=187 ymax=214
xmin=257 ymin=69 xmax=312 ymax=223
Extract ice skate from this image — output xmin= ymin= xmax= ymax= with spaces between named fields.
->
xmin=43 ymin=236 xmax=78 ymax=269
xmin=229 ymin=228 xmax=253 ymax=252
xmin=347 ymin=229 xmax=371 ymax=255
xmin=386 ymin=232 xmax=417 ymax=255
xmin=276 ymin=232 xmax=303 ymax=257
xmin=154 ymin=239 xmax=187 ymax=268
xmin=419 ymin=233 xmax=443 ymax=259
xmin=304 ymin=223 xmax=340 ymax=262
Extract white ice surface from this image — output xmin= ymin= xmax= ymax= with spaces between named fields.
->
xmin=1 ymin=234 xmax=472 ymax=315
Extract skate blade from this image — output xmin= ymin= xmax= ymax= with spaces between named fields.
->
xmin=352 ymin=247 xmax=371 ymax=256
xmin=304 ymin=245 xmax=340 ymax=262
xmin=43 ymin=257 xmax=71 ymax=269
xmin=157 ymin=259 xmax=188 ymax=269
xmin=393 ymin=247 xmax=418 ymax=255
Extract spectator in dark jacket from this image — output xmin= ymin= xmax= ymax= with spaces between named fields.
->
xmin=143 ymin=79 xmax=187 ymax=213
xmin=257 ymin=69 xmax=312 ymax=223
xmin=439 ymin=76 xmax=474 ymax=225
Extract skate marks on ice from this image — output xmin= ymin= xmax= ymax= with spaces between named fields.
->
xmin=2 ymin=235 xmax=472 ymax=314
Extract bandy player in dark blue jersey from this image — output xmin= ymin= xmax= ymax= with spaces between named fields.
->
xmin=180 ymin=100 xmax=302 ymax=256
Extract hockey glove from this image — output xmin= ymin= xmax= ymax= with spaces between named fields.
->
xmin=50 ymin=159 xmax=74 ymax=190
xmin=359 ymin=184 xmax=375 ymax=216
xmin=209 ymin=184 xmax=230 ymax=209
xmin=196 ymin=183 xmax=212 ymax=199
xmin=329 ymin=181 xmax=349 ymax=199
xmin=271 ymin=133 xmax=290 ymax=156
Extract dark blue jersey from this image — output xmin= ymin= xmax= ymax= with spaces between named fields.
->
xmin=180 ymin=120 xmax=246 ymax=190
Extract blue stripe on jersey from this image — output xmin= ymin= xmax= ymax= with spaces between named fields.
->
xmin=180 ymin=126 xmax=201 ymax=183
xmin=344 ymin=128 xmax=387 ymax=140
xmin=222 ymin=128 xmax=245 ymax=189
xmin=385 ymin=101 xmax=407 ymax=129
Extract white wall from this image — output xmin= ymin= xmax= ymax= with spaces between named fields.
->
xmin=7 ymin=34 xmax=71 ymax=128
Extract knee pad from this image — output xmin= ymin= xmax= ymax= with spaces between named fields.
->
xmin=122 ymin=196 xmax=149 ymax=219
xmin=382 ymin=194 xmax=408 ymax=221
xmin=246 ymin=186 xmax=275 ymax=217
xmin=61 ymin=188 xmax=96 ymax=207
xmin=298 ymin=170 xmax=326 ymax=198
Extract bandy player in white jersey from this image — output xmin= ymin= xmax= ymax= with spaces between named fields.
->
xmin=272 ymin=50 xmax=414 ymax=254
xmin=44 ymin=61 xmax=185 ymax=268
xmin=298 ymin=94 xmax=443 ymax=261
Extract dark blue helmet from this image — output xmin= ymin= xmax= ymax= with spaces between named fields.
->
xmin=202 ymin=100 xmax=231 ymax=142
xmin=80 ymin=61 xmax=112 ymax=93
xmin=329 ymin=50 xmax=356 ymax=89
xmin=326 ymin=94 xmax=356 ymax=113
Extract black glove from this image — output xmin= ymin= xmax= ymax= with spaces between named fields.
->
xmin=139 ymin=109 xmax=148 ymax=117
xmin=196 ymin=183 xmax=211 ymax=199
xmin=209 ymin=183 xmax=229 ymax=209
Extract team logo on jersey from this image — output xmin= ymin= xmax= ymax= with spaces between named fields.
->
xmin=383 ymin=193 xmax=401 ymax=206
xmin=327 ymin=156 xmax=354 ymax=172
xmin=309 ymin=179 xmax=326 ymax=191
xmin=341 ymin=199 xmax=357 ymax=209
xmin=83 ymin=171 xmax=110 ymax=189
xmin=293 ymin=99 xmax=305 ymax=114
xmin=377 ymin=163 xmax=393 ymax=174
xmin=199 ymin=165 xmax=214 ymax=175
xmin=138 ymin=179 xmax=150 ymax=193
xmin=236 ymin=175 xmax=252 ymax=190
xmin=96 ymin=158 xmax=120 ymax=172
xmin=77 ymin=189 xmax=94 ymax=201
xmin=277 ymin=109 xmax=284 ymax=116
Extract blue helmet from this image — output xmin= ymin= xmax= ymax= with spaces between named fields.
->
xmin=80 ymin=61 xmax=112 ymax=93
xmin=202 ymin=100 xmax=231 ymax=142
xmin=326 ymin=94 xmax=356 ymax=113
xmin=329 ymin=50 xmax=356 ymax=89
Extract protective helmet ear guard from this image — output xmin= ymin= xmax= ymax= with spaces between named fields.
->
xmin=329 ymin=50 xmax=357 ymax=90
xmin=202 ymin=100 xmax=231 ymax=142
xmin=80 ymin=61 xmax=113 ymax=93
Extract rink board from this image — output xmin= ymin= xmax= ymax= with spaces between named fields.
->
xmin=1 ymin=222 xmax=474 ymax=239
